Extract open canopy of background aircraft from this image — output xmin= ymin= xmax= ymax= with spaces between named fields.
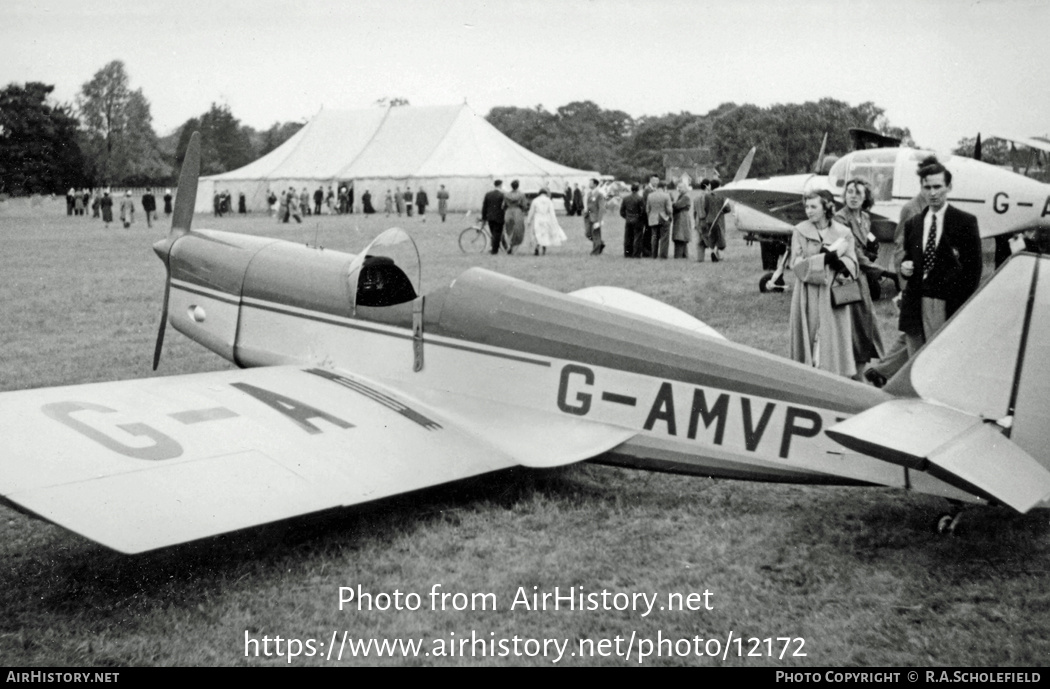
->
xmin=1 ymin=133 xmax=1049 ymax=554
xmin=714 ymin=129 xmax=1050 ymax=292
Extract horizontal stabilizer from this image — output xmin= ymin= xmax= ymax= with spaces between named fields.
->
xmin=827 ymin=399 xmax=1050 ymax=513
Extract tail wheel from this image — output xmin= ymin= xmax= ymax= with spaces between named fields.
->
xmin=759 ymin=272 xmax=774 ymax=293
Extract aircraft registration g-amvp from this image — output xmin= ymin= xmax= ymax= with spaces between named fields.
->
xmin=2 ymin=133 xmax=1048 ymax=554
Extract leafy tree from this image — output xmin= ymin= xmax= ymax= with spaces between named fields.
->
xmin=485 ymin=98 xmax=911 ymax=182
xmin=486 ymin=105 xmax=557 ymax=157
xmin=953 ymin=136 xmax=1010 ymax=165
xmin=375 ymin=97 xmax=410 ymax=107
xmin=0 ymin=82 xmax=85 ymax=194
xmin=173 ymin=103 xmax=253 ymax=175
xmin=486 ymin=101 xmax=635 ymax=177
xmin=77 ymin=60 xmax=168 ymax=185
xmin=256 ymin=120 xmax=306 ymax=158
xmin=710 ymin=99 xmax=913 ymax=177
xmin=626 ymin=112 xmax=709 ymax=178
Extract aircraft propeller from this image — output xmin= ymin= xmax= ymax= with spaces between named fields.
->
xmin=152 ymin=131 xmax=201 ymax=370
xmin=707 ymin=146 xmax=756 ymax=233
xmin=813 ymin=132 xmax=828 ymax=173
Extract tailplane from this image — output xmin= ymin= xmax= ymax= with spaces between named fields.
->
xmin=828 ymin=254 xmax=1050 ymax=511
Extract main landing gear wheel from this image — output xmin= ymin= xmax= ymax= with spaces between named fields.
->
xmin=759 ymin=272 xmax=786 ymax=293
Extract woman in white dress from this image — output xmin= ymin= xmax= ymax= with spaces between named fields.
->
xmin=526 ymin=188 xmax=568 ymax=255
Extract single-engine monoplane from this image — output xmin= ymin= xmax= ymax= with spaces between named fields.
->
xmin=716 ymin=129 xmax=1050 ymax=293
xmin=1 ymin=133 xmax=1048 ymax=553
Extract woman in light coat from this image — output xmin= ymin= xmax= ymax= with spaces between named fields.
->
xmin=788 ymin=189 xmax=858 ymax=377
xmin=526 ymin=188 xmax=567 ymax=255
xmin=671 ymin=181 xmax=693 ymax=258
xmin=119 ymin=191 xmax=135 ymax=228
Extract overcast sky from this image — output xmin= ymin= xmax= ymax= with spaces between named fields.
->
xmin=3 ymin=0 xmax=1048 ymax=156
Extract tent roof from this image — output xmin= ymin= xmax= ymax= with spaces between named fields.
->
xmin=205 ymin=104 xmax=599 ymax=181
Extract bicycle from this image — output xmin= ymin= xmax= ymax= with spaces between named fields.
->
xmin=458 ymin=212 xmax=508 ymax=254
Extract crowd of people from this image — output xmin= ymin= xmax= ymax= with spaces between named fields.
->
xmin=617 ymin=176 xmax=726 ymax=260
xmin=477 ymin=175 xmax=727 ymax=260
xmin=381 ymin=185 xmax=449 ymax=222
xmin=65 ymin=187 xmax=172 ymax=228
xmin=481 ymin=179 xmax=568 ymax=255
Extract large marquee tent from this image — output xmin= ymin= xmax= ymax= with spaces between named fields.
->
xmin=195 ymin=104 xmax=601 ymax=214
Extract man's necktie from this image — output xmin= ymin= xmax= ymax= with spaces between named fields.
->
xmin=923 ymin=214 xmax=937 ymax=278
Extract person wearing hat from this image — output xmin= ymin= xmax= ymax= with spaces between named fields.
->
xmin=100 ymin=190 xmax=113 ymax=226
xmin=163 ymin=189 xmax=173 ymax=216
xmin=141 ymin=188 xmax=156 ymax=228
xmin=119 ymin=191 xmax=135 ymax=229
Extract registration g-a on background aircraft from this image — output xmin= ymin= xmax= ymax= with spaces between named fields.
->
xmin=714 ymin=129 xmax=1050 ymax=293
xmin=1 ymin=133 xmax=1049 ymax=554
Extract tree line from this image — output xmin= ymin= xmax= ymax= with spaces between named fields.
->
xmin=486 ymin=99 xmax=915 ymax=181
xmin=0 ymin=60 xmax=305 ymax=195
xmin=6 ymin=59 xmax=995 ymax=197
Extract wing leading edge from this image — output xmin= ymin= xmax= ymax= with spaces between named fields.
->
xmin=0 ymin=366 xmax=634 ymax=553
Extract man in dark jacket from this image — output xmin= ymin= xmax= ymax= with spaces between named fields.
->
xmin=620 ymin=184 xmax=646 ymax=258
xmin=481 ymin=180 xmax=505 ymax=254
xmin=415 ymin=187 xmax=429 ymax=220
xmin=896 ymin=156 xmax=982 ymax=355
xmin=141 ymin=188 xmax=156 ymax=228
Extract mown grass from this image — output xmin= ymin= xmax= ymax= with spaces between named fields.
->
xmin=0 ymin=198 xmax=1046 ymax=666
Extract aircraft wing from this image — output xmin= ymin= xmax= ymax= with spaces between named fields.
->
xmin=715 ymin=182 xmax=810 ymax=229
xmin=990 ymin=134 xmax=1050 ymax=154
xmin=0 ymin=366 xmax=635 ymax=553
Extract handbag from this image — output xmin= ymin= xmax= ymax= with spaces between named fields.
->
xmin=830 ymin=278 xmax=862 ymax=308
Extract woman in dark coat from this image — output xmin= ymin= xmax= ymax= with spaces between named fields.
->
xmin=834 ymin=178 xmax=886 ymax=374
xmin=100 ymin=191 xmax=114 ymax=226
xmin=362 ymin=190 xmax=375 ymax=214
xmin=502 ymin=180 xmax=528 ymax=253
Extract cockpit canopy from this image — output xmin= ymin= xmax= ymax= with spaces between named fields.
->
xmin=828 ymin=149 xmax=898 ymax=201
xmin=356 ymin=256 xmax=417 ymax=308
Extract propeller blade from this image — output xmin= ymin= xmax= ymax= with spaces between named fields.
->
xmin=708 ymin=147 xmax=757 ymax=232
xmin=152 ymin=131 xmax=201 ymax=369
xmin=813 ymin=132 xmax=828 ymax=173
xmin=733 ymin=147 xmax=756 ymax=183
xmin=974 ymin=133 xmax=982 ymax=162
xmin=171 ymin=132 xmax=200 ymax=235
xmin=152 ymin=272 xmax=170 ymax=371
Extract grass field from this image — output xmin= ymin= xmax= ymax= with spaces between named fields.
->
xmin=1 ymin=198 xmax=1047 ymax=667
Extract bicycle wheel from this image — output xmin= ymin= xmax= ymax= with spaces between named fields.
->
xmin=459 ymin=226 xmax=489 ymax=253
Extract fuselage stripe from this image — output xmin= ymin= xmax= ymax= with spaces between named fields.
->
xmin=171 ymin=281 xmax=241 ymax=306
xmin=240 ymin=298 xmax=552 ymax=368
